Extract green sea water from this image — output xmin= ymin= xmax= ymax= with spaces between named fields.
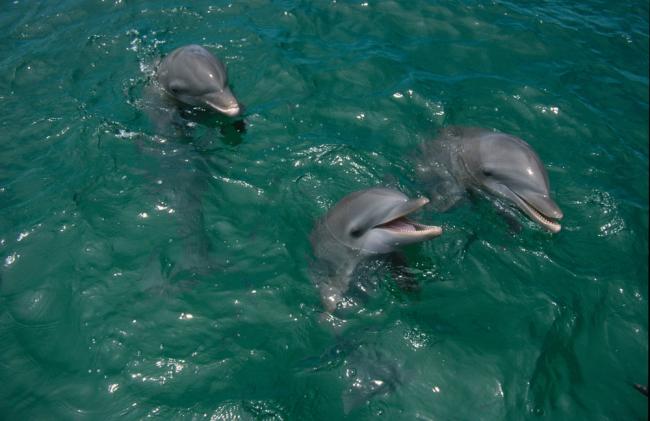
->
xmin=0 ymin=1 xmax=648 ymax=419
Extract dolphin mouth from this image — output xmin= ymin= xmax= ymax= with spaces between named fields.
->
xmin=374 ymin=197 xmax=443 ymax=237
xmin=375 ymin=217 xmax=443 ymax=236
xmin=511 ymin=191 xmax=562 ymax=233
xmin=205 ymin=100 xmax=241 ymax=117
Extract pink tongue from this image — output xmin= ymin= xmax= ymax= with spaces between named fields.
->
xmin=381 ymin=218 xmax=416 ymax=232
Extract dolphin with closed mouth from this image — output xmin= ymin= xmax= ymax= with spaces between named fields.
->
xmin=416 ymin=126 xmax=563 ymax=233
xmin=310 ymin=187 xmax=442 ymax=314
xmin=156 ymin=44 xmax=241 ymax=117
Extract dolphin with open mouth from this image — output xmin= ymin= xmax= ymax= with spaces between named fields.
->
xmin=310 ymin=187 xmax=442 ymax=313
xmin=308 ymin=187 xmax=441 ymax=413
xmin=416 ymin=126 xmax=563 ymax=233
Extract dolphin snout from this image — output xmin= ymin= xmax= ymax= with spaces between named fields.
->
xmin=551 ymin=207 xmax=563 ymax=220
xmin=510 ymin=189 xmax=563 ymax=232
xmin=415 ymin=197 xmax=429 ymax=207
xmin=204 ymin=89 xmax=241 ymax=117
xmin=519 ymin=191 xmax=563 ymax=220
xmin=205 ymin=100 xmax=241 ymax=117
xmin=219 ymin=103 xmax=241 ymax=117
xmin=539 ymin=196 xmax=563 ymax=220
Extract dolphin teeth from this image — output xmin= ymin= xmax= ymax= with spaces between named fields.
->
xmin=529 ymin=206 xmax=561 ymax=232
xmin=515 ymin=193 xmax=562 ymax=232
xmin=378 ymin=218 xmax=417 ymax=232
xmin=376 ymin=217 xmax=440 ymax=234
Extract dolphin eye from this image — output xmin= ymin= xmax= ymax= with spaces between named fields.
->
xmin=350 ymin=228 xmax=363 ymax=238
xmin=168 ymin=83 xmax=185 ymax=94
xmin=482 ymin=169 xmax=493 ymax=177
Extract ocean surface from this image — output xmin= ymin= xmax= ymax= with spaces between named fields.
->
xmin=0 ymin=1 xmax=648 ymax=419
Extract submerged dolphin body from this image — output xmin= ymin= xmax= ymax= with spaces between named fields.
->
xmin=135 ymin=47 xmax=241 ymax=294
xmin=308 ymin=188 xmax=441 ymax=414
xmin=416 ymin=126 xmax=563 ymax=232
xmin=310 ymin=187 xmax=442 ymax=314
xmin=136 ymin=143 xmax=221 ymax=295
xmin=157 ymin=44 xmax=241 ymax=117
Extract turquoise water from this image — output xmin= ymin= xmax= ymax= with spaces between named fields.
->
xmin=1 ymin=1 xmax=648 ymax=419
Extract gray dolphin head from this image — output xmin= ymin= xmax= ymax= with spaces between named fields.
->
xmin=322 ymin=188 xmax=442 ymax=255
xmin=458 ymin=129 xmax=563 ymax=232
xmin=157 ymin=45 xmax=241 ymax=117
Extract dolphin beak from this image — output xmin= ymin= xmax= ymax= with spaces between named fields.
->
xmin=518 ymin=195 xmax=562 ymax=233
xmin=373 ymin=197 xmax=443 ymax=239
xmin=204 ymin=88 xmax=241 ymax=117
xmin=503 ymin=188 xmax=563 ymax=233
xmin=520 ymin=191 xmax=563 ymax=220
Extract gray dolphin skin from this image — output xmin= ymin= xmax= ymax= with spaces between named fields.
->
xmin=416 ymin=126 xmax=563 ymax=233
xmin=310 ymin=187 xmax=442 ymax=313
xmin=156 ymin=44 xmax=241 ymax=117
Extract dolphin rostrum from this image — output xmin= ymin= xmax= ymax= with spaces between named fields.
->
xmin=416 ymin=126 xmax=563 ymax=232
xmin=310 ymin=187 xmax=442 ymax=314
